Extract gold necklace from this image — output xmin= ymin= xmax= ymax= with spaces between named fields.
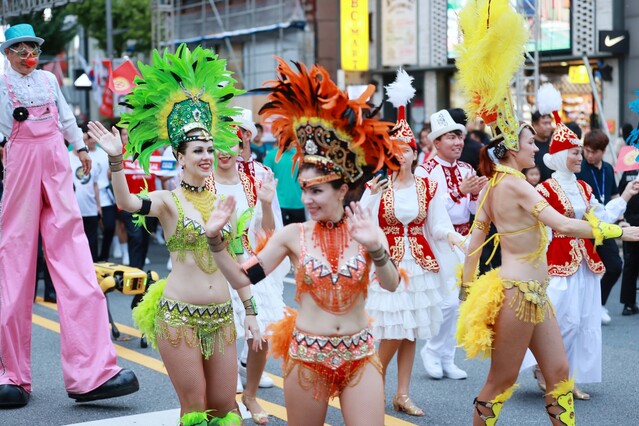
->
xmin=181 ymin=180 xmax=215 ymax=223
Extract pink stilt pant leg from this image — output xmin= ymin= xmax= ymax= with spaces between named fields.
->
xmin=0 ymin=139 xmax=44 ymax=392
xmin=0 ymin=138 xmax=121 ymax=394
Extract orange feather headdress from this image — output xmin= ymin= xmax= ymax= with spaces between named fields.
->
xmin=259 ymin=58 xmax=401 ymax=187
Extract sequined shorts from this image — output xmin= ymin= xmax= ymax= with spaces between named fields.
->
xmin=283 ymin=327 xmax=382 ymax=400
xmin=155 ymin=297 xmax=236 ymax=359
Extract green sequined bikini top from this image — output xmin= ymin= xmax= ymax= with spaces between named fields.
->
xmin=166 ymin=192 xmax=218 ymax=274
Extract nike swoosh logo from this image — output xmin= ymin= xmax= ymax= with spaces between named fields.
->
xmin=604 ymin=35 xmax=625 ymax=47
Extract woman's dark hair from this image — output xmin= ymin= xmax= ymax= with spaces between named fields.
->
xmin=478 ymin=143 xmax=497 ymax=178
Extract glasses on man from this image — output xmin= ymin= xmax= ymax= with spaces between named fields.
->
xmin=9 ymin=47 xmax=41 ymax=59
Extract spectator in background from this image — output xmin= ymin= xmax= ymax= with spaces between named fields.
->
xmin=69 ymin=141 xmax=101 ymax=260
xmin=525 ymin=165 xmax=541 ymax=187
xmin=565 ymin=121 xmax=583 ymax=139
xmin=531 ymin=110 xmax=554 ymax=182
xmin=417 ymin=124 xmax=436 ymax=164
xmin=84 ymin=124 xmax=116 ymax=261
xmin=264 ymin=144 xmax=305 ymax=225
xmin=576 ymin=129 xmax=623 ymax=324
xmin=619 ymin=165 xmax=639 ymax=316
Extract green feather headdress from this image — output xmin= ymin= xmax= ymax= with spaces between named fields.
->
xmin=119 ymin=43 xmax=244 ymax=173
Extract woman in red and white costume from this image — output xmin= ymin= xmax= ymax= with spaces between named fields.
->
xmin=360 ymin=69 xmax=464 ymax=416
xmin=521 ymin=84 xmax=639 ymax=400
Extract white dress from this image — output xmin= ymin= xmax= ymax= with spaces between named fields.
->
xmin=362 ymin=181 xmax=457 ymax=341
xmin=520 ymin=177 xmax=626 ymax=383
xmin=214 ymin=180 xmax=289 ymax=339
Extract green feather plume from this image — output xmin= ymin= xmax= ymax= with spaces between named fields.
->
xmin=131 ymin=279 xmax=167 ymax=350
xmin=180 ymin=411 xmax=210 ymax=426
xmin=120 ymin=43 xmax=244 ymax=174
xmin=208 ymin=411 xmax=242 ymax=426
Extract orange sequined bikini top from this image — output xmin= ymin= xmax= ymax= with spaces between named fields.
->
xmin=294 ymin=223 xmax=370 ymax=315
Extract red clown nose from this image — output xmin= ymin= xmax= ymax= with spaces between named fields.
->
xmin=25 ymin=57 xmax=38 ymax=67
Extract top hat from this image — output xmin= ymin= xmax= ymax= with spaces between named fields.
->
xmin=428 ymin=109 xmax=467 ymax=142
xmin=1 ymin=24 xmax=44 ymax=53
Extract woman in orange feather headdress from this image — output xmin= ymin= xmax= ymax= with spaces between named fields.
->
xmin=203 ymin=58 xmax=402 ymax=426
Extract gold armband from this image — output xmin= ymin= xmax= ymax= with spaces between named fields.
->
xmin=531 ymin=200 xmax=550 ymax=219
xmin=583 ymin=209 xmax=622 ymax=246
xmin=473 ymin=220 xmax=490 ymax=233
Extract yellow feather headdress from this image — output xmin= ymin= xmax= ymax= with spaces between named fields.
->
xmin=456 ymin=0 xmax=529 ymax=152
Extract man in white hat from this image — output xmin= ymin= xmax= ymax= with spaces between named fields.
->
xmin=416 ymin=109 xmax=488 ymax=380
xmin=0 ymin=24 xmax=139 ymax=407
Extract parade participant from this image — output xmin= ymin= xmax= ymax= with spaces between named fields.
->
xmin=0 ymin=23 xmax=138 ymax=408
xmin=361 ymin=69 xmax=463 ymax=417
xmin=416 ymin=108 xmax=487 ymax=381
xmin=520 ymin=84 xmax=639 ymax=400
xmin=204 ymin=58 xmax=402 ymax=426
xmin=88 ymin=44 xmax=255 ymax=426
xmin=206 ymin=142 xmax=287 ymax=424
xmin=453 ymin=2 xmax=639 ymax=424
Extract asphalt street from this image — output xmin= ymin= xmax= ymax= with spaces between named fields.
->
xmin=1 ymin=239 xmax=638 ymax=425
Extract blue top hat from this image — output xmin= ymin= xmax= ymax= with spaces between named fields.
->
xmin=1 ymin=24 xmax=45 ymax=53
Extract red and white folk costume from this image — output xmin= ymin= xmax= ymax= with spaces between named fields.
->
xmin=416 ymin=156 xmax=478 ymax=236
xmin=520 ymin=85 xmax=627 ymax=384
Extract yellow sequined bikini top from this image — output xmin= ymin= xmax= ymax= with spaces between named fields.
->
xmin=166 ymin=192 xmax=218 ymax=274
xmin=468 ymin=163 xmax=548 ymax=265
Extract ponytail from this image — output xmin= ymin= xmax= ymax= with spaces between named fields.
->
xmin=478 ymin=143 xmax=497 ymax=178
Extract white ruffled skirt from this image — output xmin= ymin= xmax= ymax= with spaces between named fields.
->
xmin=230 ymin=273 xmax=286 ymax=340
xmin=366 ymin=254 xmax=444 ymax=341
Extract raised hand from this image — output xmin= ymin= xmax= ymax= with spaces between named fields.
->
xmin=365 ymin=174 xmax=390 ymax=195
xmin=460 ymin=173 xmax=488 ymax=196
xmin=205 ymin=196 xmax=236 ymax=237
xmin=256 ymin=171 xmax=277 ymax=205
xmin=345 ymin=201 xmax=383 ymax=251
xmin=87 ymin=121 xmax=123 ymax=157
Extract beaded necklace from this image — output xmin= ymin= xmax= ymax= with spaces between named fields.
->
xmin=180 ymin=180 xmax=215 ymax=223
xmin=311 ymin=216 xmax=351 ymax=274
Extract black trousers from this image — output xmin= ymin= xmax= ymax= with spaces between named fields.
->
xmin=621 ymin=241 xmax=639 ymax=306
xmin=596 ymin=238 xmax=623 ymax=306
xmin=98 ymin=204 xmax=117 ymax=261
xmin=82 ymin=215 xmax=99 ymax=262
xmin=119 ymin=210 xmax=157 ymax=309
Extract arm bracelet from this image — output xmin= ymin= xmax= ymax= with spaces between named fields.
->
xmin=242 ymin=296 xmax=258 ymax=316
xmin=241 ymin=256 xmax=267 ymax=284
xmin=207 ymin=232 xmax=228 ymax=253
xmin=134 ymin=194 xmax=152 ymax=215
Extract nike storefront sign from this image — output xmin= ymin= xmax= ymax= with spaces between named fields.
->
xmin=599 ymin=30 xmax=629 ymax=54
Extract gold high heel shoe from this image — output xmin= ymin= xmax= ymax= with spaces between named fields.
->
xmin=573 ymin=385 xmax=591 ymax=400
xmin=392 ymin=394 xmax=425 ymax=417
xmin=241 ymin=394 xmax=269 ymax=425
xmin=533 ymin=366 xmax=547 ymax=392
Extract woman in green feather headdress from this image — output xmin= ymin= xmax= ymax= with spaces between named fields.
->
xmin=87 ymin=44 xmax=257 ymax=426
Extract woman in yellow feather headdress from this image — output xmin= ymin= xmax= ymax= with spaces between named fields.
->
xmin=453 ymin=1 xmax=639 ymax=425
xmin=202 ymin=58 xmax=403 ymax=425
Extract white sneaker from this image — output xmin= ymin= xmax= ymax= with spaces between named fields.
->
xmin=145 ymin=257 xmax=150 ymax=265
xmin=122 ymin=251 xmax=130 ymax=266
xmin=601 ymin=306 xmax=612 ymax=325
xmin=155 ymin=229 xmax=165 ymax=245
xmin=442 ymin=362 xmax=468 ymax=380
xmin=113 ymin=239 xmax=122 ymax=258
xmin=166 ymin=258 xmax=172 ymax=271
xmin=422 ymin=351 xmax=443 ymax=379
xmin=258 ymin=372 xmax=274 ymax=388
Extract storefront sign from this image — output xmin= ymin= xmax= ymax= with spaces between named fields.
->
xmin=599 ymin=30 xmax=629 ymax=54
xmin=381 ymin=0 xmax=418 ymax=66
xmin=340 ymin=0 xmax=369 ymax=71
xmin=568 ymin=65 xmax=590 ymax=84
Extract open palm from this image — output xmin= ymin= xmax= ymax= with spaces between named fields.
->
xmin=87 ymin=121 xmax=123 ymax=157
xmin=345 ymin=201 xmax=381 ymax=251
xmin=206 ymin=196 xmax=236 ymax=237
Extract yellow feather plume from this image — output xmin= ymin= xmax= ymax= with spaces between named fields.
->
xmin=456 ymin=0 xmax=529 ymax=120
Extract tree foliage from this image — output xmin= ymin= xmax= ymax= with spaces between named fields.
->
xmin=67 ymin=0 xmax=151 ymax=57
xmin=7 ymin=8 xmax=77 ymax=57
